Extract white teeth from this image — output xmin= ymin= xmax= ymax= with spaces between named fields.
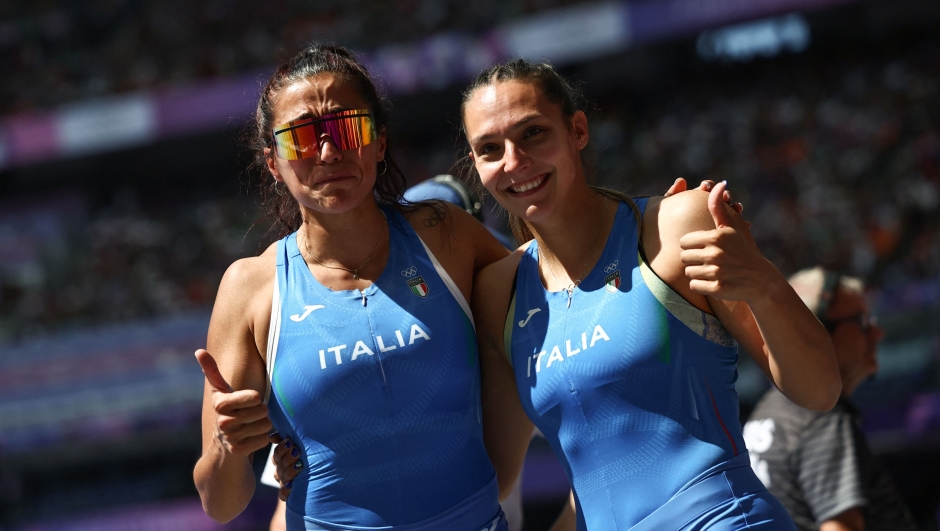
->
xmin=510 ymin=175 xmax=545 ymax=193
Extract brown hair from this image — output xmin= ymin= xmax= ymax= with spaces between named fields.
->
xmin=455 ymin=59 xmax=641 ymax=244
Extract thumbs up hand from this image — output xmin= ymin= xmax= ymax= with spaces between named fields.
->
xmin=196 ymin=349 xmax=273 ymax=456
xmin=678 ymin=181 xmax=770 ymax=303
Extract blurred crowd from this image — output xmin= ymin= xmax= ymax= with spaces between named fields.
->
xmin=588 ymin=38 xmax=940 ymax=289
xmin=1 ymin=0 xmax=592 ymax=115
xmin=0 ymin=189 xmax=264 ymax=343
xmin=1 ymin=25 xmax=938 ymax=345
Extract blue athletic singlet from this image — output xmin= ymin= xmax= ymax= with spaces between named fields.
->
xmin=265 ymin=206 xmax=507 ymax=531
xmin=504 ymin=200 xmax=795 ymax=530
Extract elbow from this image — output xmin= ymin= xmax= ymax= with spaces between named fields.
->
xmin=496 ymin=470 xmax=520 ymax=502
xmin=798 ymin=381 xmax=841 ymax=412
xmin=498 ymin=481 xmax=515 ymax=503
xmin=202 ymin=504 xmax=238 ymax=525
xmin=198 ymin=490 xmax=250 ymax=524
xmin=818 ymin=378 xmax=843 ymax=411
xmin=194 ymin=469 xmax=253 ymax=524
xmin=780 ymin=360 xmax=842 ymax=412
xmin=797 ymin=365 xmax=842 ymax=412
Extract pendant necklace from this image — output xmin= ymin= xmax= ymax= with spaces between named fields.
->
xmin=303 ymin=210 xmax=387 ymax=281
xmin=540 ymin=197 xmax=608 ymax=308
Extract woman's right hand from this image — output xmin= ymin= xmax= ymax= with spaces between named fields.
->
xmin=268 ymin=432 xmax=303 ymax=501
xmin=196 ymin=349 xmax=273 ymax=456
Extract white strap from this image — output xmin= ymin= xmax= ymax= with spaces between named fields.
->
xmin=264 ymin=268 xmax=281 ymax=404
xmin=417 ymin=236 xmax=475 ymax=330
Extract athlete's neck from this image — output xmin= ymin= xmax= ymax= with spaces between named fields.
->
xmin=299 ymin=200 xmax=389 ymax=271
xmin=529 ymin=187 xmax=613 ymax=289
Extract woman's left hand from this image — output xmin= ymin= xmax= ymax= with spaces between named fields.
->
xmin=678 ymin=181 xmax=772 ymax=303
xmin=268 ymin=433 xmax=303 ymax=501
xmin=665 ymin=178 xmax=744 ymax=216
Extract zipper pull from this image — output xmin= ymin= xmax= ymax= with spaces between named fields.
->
xmin=566 ymin=285 xmax=574 ymax=308
xmin=361 ymin=289 xmax=367 ymax=307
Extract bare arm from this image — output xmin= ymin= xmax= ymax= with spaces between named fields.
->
xmin=472 ymin=250 xmax=536 ymax=500
xmin=270 ymin=499 xmax=287 ymax=531
xmin=193 ymin=255 xmax=274 ymax=522
xmin=820 ymin=508 xmax=865 ymax=531
xmin=643 ymin=183 xmax=840 ymax=411
xmin=407 ymin=201 xmax=510 ymax=300
xmin=547 ymin=490 xmax=578 ymax=531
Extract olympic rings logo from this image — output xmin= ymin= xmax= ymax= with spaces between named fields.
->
xmin=604 ymin=261 xmax=619 ymax=274
xmin=401 ymin=266 xmax=417 ymax=277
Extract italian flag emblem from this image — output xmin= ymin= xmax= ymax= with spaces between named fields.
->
xmin=604 ymin=270 xmax=621 ymax=293
xmin=407 ymin=276 xmax=429 ymax=298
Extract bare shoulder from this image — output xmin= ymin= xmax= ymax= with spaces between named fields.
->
xmin=648 ymin=190 xmax=716 ymax=236
xmin=477 ymin=243 xmax=529 ymax=288
xmin=472 ymin=243 xmax=530 ymax=337
xmin=403 ymin=201 xmax=509 ymax=292
xmin=217 ymin=242 xmax=278 ymax=302
xmin=210 ymin=242 xmax=278 ymax=359
xmin=641 ymin=192 xmax=714 ymax=313
xmin=403 ymin=200 xmax=470 ymax=246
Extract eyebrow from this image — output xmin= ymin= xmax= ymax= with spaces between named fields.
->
xmin=469 ymin=114 xmax=542 ymax=145
xmin=286 ymin=106 xmax=356 ymax=123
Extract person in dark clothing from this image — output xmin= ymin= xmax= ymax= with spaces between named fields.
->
xmin=744 ymin=267 xmax=918 ymax=531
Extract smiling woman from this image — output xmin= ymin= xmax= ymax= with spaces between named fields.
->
xmin=460 ymin=59 xmax=841 ymax=531
xmin=191 ymin=44 xmax=511 ymax=531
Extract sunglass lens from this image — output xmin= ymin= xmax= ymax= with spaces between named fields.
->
xmin=274 ymin=122 xmax=319 ymax=160
xmin=318 ymin=113 xmax=375 ymax=151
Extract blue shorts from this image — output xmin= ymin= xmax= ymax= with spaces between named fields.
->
xmin=630 ymin=452 xmax=796 ymax=531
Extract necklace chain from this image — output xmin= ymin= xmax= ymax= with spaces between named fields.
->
xmin=540 ymin=197 xmax=608 ymax=307
xmin=303 ymin=210 xmax=387 ymax=281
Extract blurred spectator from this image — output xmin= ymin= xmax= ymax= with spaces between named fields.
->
xmin=743 ymin=268 xmax=918 ymax=531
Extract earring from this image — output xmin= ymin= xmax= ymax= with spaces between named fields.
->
xmin=378 ymin=159 xmax=388 ymax=176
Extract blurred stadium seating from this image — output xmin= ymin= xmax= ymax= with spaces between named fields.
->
xmin=1 ymin=0 xmax=938 ymax=529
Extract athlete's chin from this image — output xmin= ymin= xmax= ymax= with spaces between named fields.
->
xmin=495 ymin=191 xmax=557 ymax=224
xmin=305 ymin=191 xmax=371 ymax=215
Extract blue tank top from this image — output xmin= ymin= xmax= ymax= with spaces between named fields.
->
xmin=505 ymin=200 xmax=757 ymax=530
xmin=265 ymin=206 xmax=501 ymax=530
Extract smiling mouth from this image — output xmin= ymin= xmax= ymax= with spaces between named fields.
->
xmin=509 ymin=174 xmax=548 ymax=194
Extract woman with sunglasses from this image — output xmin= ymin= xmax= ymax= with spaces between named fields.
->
xmin=460 ymin=60 xmax=841 ymax=530
xmin=192 ymin=45 xmax=513 ymax=530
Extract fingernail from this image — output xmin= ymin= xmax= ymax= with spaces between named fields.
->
xmin=268 ymin=429 xmax=278 ymax=438
xmin=284 ymin=440 xmax=292 ymax=449
xmin=721 ymin=180 xmax=728 ymax=185
xmin=285 ymin=481 xmax=293 ymax=489
xmin=290 ymin=447 xmax=299 ymax=458
xmin=293 ymin=461 xmax=303 ymax=470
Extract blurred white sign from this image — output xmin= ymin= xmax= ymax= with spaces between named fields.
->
xmin=57 ymin=94 xmax=157 ymax=156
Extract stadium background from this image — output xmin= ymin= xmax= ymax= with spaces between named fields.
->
xmin=0 ymin=0 xmax=939 ymax=529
